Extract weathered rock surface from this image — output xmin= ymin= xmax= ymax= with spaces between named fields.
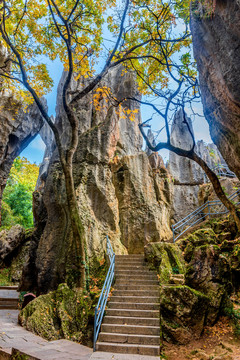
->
xmin=185 ymin=244 xmax=232 ymax=324
xmin=160 ymin=285 xmax=209 ymax=344
xmin=0 ymin=226 xmax=34 ymax=282
xmin=150 ymin=215 xmax=239 ymax=345
xmin=0 ymin=47 xmax=45 ymax=225
xmin=0 ymin=225 xmax=25 ymax=264
xmin=144 ymin=241 xmax=186 ymax=284
xmin=111 ymin=154 xmax=172 ymax=253
xmin=10 ymin=239 xmax=31 ymax=282
xmin=21 ymin=67 xmax=173 ymax=293
xmin=169 ymin=109 xmax=232 ymax=223
xmin=190 ymin=0 xmax=240 ymax=179
xmin=19 ymin=283 xmax=93 ymax=345
xmin=177 ymin=215 xmax=240 ymax=334
xmin=198 ymin=178 xmax=240 ymax=206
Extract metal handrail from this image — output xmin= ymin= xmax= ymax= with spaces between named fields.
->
xmin=93 ymin=235 xmax=115 ymax=351
xmin=204 ymin=164 xmax=236 ymax=182
xmin=172 ymin=188 xmax=240 ymax=242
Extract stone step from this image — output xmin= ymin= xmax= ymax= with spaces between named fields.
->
xmin=115 ymin=269 xmax=157 ymax=275
xmin=0 ymin=347 xmax=11 ymax=360
xmin=0 ymin=304 xmax=18 ymax=310
xmin=105 ymin=308 xmax=160 ymax=318
xmin=0 ymin=286 xmax=18 ymax=290
xmin=110 ymin=296 xmax=159 ymax=304
xmin=98 ymin=332 xmax=160 ymax=345
xmin=115 ymin=265 xmax=149 ymax=271
xmin=101 ymin=323 xmax=160 ymax=336
xmin=171 ymin=274 xmax=184 ymax=277
xmin=115 ymin=279 xmax=159 ymax=286
xmin=115 ymin=257 xmax=145 ymax=261
xmin=116 ymin=274 xmax=157 ymax=281
xmin=115 ymin=255 xmax=144 ymax=259
xmin=103 ymin=315 xmax=160 ymax=326
xmin=114 ymin=284 xmax=159 ymax=291
xmin=115 ymin=262 xmax=146 ymax=266
xmin=96 ymin=342 xmax=160 ymax=356
xmin=113 ymin=289 xmax=159 ymax=297
xmin=170 ymin=275 xmax=185 ymax=285
xmin=0 ymin=298 xmax=18 ymax=303
xmin=108 ymin=301 xmax=160 ymax=310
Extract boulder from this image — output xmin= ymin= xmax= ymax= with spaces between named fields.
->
xmin=185 ymin=244 xmax=232 ymax=324
xmin=178 ymin=228 xmax=218 ymax=262
xmin=144 ymin=242 xmax=185 ymax=284
xmin=160 ymin=285 xmax=209 ymax=344
xmin=19 ymin=283 xmax=93 ymax=345
xmin=0 ymin=225 xmax=25 ymax=265
xmin=10 ymin=240 xmax=31 ymax=282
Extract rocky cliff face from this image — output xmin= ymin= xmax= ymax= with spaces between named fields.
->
xmin=0 ymin=102 xmax=45 ymax=222
xmin=169 ymin=109 xmax=225 ymax=222
xmin=0 ymin=44 xmax=46 ymax=224
xmin=190 ymin=0 xmax=240 ymax=179
xmin=0 ymin=55 xmax=45 ymax=226
xmin=22 ymin=67 xmax=173 ymax=293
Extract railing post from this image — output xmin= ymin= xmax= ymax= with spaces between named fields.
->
xmin=172 ymin=225 xmax=175 ymax=243
xmin=207 ymin=201 xmax=210 ymax=218
xmin=93 ymin=235 xmax=115 ymax=351
xmin=93 ymin=307 xmax=97 ymax=351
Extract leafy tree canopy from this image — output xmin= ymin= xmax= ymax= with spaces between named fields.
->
xmin=0 ymin=0 xmax=193 ymax=103
xmin=1 ymin=156 xmax=39 ymax=229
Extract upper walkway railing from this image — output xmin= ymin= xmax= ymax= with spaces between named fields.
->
xmin=172 ymin=188 xmax=240 ymax=242
xmin=93 ymin=235 xmax=115 ymax=351
xmin=204 ymin=164 xmax=236 ymax=182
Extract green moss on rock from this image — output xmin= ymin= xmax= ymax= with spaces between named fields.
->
xmin=179 ymin=228 xmax=218 ymax=262
xmin=160 ymin=285 xmax=210 ymax=344
xmin=19 ymin=283 xmax=93 ymax=344
xmin=144 ymin=242 xmax=186 ymax=284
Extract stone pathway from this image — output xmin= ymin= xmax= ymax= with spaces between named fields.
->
xmin=0 ymin=310 xmax=160 ymax=359
xmin=0 ymin=310 xmax=92 ymax=359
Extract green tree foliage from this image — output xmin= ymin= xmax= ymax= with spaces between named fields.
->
xmin=1 ymin=157 xmax=39 ymax=228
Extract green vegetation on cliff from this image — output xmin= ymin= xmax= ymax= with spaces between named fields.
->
xmin=1 ymin=157 xmax=39 ymax=229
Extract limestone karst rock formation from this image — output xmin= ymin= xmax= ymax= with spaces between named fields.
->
xmin=190 ymin=0 xmax=240 ymax=179
xmin=0 ymin=102 xmax=45 ymax=221
xmin=0 ymin=45 xmax=45 ymax=224
xmin=169 ymin=109 xmax=225 ymax=222
xmin=21 ymin=67 xmax=173 ymax=293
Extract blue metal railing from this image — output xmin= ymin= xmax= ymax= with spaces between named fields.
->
xmin=172 ymin=188 xmax=240 ymax=242
xmin=204 ymin=164 xmax=236 ymax=182
xmin=93 ymin=235 xmax=115 ymax=351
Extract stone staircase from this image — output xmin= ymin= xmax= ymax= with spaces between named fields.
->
xmin=0 ymin=286 xmax=19 ymax=310
xmin=96 ymin=254 xmax=160 ymax=356
xmin=169 ymin=274 xmax=185 ymax=285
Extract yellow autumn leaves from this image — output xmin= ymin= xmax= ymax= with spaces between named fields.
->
xmin=93 ymin=85 xmax=139 ymax=121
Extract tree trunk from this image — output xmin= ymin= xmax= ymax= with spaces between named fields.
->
xmin=63 ymin=164 xmax=86 ymax=289
xmin=192 ymin=152 xmax=240 ymax=232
